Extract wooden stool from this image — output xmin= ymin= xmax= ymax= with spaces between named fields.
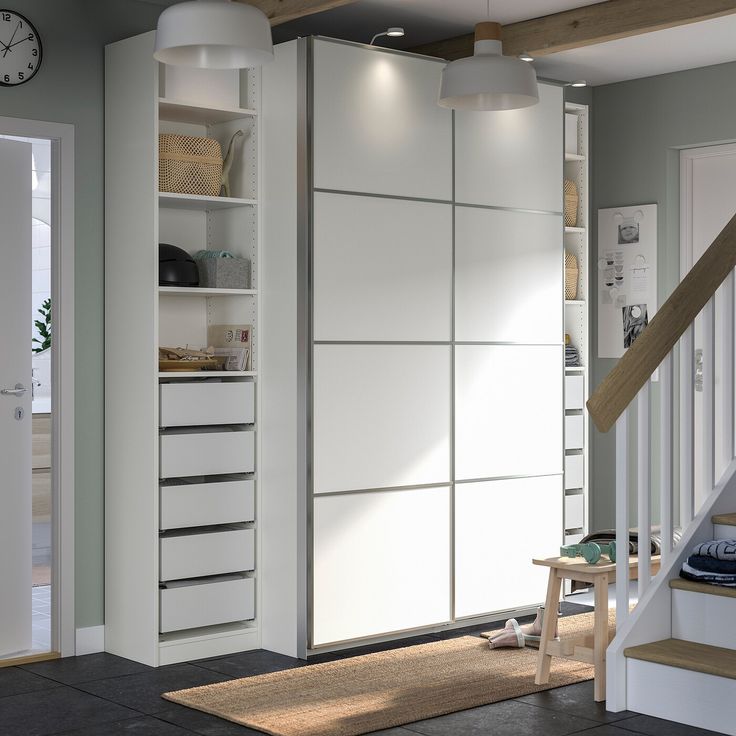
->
xmin=532 ymin=555 xmax=660 ymax=702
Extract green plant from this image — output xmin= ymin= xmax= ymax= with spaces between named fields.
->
xmin=32 ymin=297 xmax=51 ymax=353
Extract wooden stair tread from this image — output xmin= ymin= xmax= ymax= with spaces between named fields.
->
xmin=670 ymin=577 xmax=736 ymax=599
xmin=624 ymin=639 xmax=736 ymax=679
xmin=712 ymin=512 xmax=736 ymax=526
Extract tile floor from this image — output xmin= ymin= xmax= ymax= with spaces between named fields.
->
xmin=31 ymin=585 xmax=51 ymax=653
xmin=0 ymin=604 xmax=725 ymax=736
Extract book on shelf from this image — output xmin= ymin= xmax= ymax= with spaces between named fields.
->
xmin=208 ymin=323 xmax=252 ymax=370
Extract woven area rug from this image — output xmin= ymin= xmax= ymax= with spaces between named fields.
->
xmin=163 ymin=611 xmax=603 ymax=736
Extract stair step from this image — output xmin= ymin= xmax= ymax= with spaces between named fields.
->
xmin=712 ymin=512 xmax=736 ymax=526
xmin=624 ymin=639 xmax=736 ymax=680
xmin=670 ymin=577 xmax=736 ymax=599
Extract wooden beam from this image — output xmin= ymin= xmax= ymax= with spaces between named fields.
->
xmin=411 ymin=0 xmax=736 ymax=60
xmin=587 ymin=210 xmax=736 ymax=434
xmin=236 ymin=0 xmax=358 ymax=27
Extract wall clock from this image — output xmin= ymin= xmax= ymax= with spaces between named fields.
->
xmin=0 ymin=9 xmax=41 ymax=87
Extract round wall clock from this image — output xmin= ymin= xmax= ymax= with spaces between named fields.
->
xmin=0 ymin=9 xmax=41 ymax=87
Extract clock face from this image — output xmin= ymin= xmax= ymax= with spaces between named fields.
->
xmin=0 ymin=10 xmax=41 ymax=87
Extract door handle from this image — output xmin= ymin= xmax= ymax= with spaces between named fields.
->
xmin=1 ymin=383 xmax=27 ymax=396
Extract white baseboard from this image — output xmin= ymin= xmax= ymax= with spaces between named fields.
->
xmin=75 ymin=625 xmax=105 ymax=655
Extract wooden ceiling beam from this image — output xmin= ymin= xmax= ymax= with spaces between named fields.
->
xmin=235 ymin=0 xmax=358 ymax=27
xmin=410 ymin=0 xmax=736 ymax=61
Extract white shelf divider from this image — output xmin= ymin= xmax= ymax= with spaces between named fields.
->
xmin=159 ymin=191 xmax=257 ymax=211
xmin=158 ymin=287 xmax=257 ymax=297
xmin=159 ymin=97 xmax=257 ymax=125
xmin=158 ymin=371 xmax=257 ymax=379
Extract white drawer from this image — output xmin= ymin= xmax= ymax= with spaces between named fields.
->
xmin=565 ymin=493 xmax=585 ymax=530
xmin=564 ymin=375 xmax=585 ymax=411
xmin=159 ymin=429 xmax=254 ymax=478
xmin=160 ymin=479 xmax=254 ymax=530
xmin=564 ymin=415 xmax=584 ymax=450
xmin=160 ymin=575 xmax=254 ymax=633
xmin=160 ymin=527 xmax=254 ymax=581
xmin=564 ymin=454 xmax=584 ymax=490
xmin=565 ymin=532 xmax=584 ymax=546
xmin=160 ymin=381 xmax=254 ymax=427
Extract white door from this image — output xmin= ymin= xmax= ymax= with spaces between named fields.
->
xmin=0 ymin=138 xmax=32 ymax=656
xmin=681 ymin=143 xmax=736 ymax=508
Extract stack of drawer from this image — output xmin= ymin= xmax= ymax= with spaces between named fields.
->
xmin=158 ymin=380 xmax=255 ymax=633
xmin=564 ymin=374 xmax=585 ymax=543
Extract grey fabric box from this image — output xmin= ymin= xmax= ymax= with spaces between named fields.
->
xmin=196 ymin=257 xmax=251 ymax=289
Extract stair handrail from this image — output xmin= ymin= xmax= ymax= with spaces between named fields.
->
xmin=587 ymin=210 xmax=736 ymax=433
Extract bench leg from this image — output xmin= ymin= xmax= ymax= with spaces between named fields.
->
xmin=535 ymin=568 xmax=561 ymax=685
xmin=593 ymin=573 xmax=609 ymax=702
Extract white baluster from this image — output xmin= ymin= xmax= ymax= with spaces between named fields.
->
xmin=703 ymin=298 xmax=716 ymax=496
xmin=616 ymin=410 xmax=630 ymax=625
xmin=638 ymin=383 xmax=651 ymax=598
xmin=679 ymin=325 xmax=694 ymax=526
xmin=660 ymin=353 xmax=673 ymax=564
xmin=722 ymin=271 xmax=735 ymax=470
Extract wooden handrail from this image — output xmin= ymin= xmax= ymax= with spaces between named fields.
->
xmin=588 ymin=210 xmax=736 ymax=433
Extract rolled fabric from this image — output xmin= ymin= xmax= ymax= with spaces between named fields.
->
xmin=691 ymin=539 xmax=736 ymax=561
xmin=686 ymin=554 xmax=736 ymax=574
xmin=681 ymin=562 xmax=736 ymax=585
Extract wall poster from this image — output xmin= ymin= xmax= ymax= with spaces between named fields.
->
xmin=597 ymin=204 xmax=657 ymax=359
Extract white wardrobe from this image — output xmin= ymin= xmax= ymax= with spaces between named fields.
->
xmin=261 ymin=37 xmax=563 ymax=655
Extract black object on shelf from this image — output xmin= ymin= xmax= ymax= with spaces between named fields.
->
xmin=159 ymin=243 xmax=199 ymax=287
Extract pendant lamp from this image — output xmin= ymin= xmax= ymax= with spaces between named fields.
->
xmin=154 ymin=0 xmax=274 ymax=69
xmin=439 ymin=22 xmax=538 ymax=111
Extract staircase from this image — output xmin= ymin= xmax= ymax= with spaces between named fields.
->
xmin=587 ymin=212 xmax=736 ymax=734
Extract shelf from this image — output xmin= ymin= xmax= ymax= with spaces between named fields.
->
xmin=565 ymin=153 xmax=586 ymax=162
xmin=159 ymin=371 xmax=257 ymax=378
xmin=159 ymin=97 xmax=257 ymax=125
xmin=565 ymin=366 xmax=586 ymax=373
xmin=159 ymin=287 xmax=257 ymax=297
xmin=159 ymin=192 xmax=257 ymax=211
xmin=565 ymin=227 xmax=586 ymax=234
xmin=565 ymin=300 xmax=586 ymax=306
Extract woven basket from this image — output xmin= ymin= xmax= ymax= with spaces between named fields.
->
xmin=565 ymin=251 xmax=579 ymax=300
xmin=564 ymin=179 xmax=578 ymax=227
xmin=159 ymin=133 xmax=223 ymax=196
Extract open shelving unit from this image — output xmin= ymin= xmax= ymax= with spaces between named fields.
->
xmin=106 ymin=31 xmax=261 ymax=666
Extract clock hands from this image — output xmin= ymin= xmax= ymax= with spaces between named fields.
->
xmin=2 ymin=20 xmax=20 ymax=58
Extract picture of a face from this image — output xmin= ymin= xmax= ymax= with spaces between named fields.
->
xmin=618 ymin=222 xmax=640 ymax=244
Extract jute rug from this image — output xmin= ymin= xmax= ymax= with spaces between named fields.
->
xmin=163 ymin=611 xmax=605 ymax=736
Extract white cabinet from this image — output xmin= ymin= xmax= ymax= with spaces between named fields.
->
xmin=312 ymin=39 xmax=452 ymax=200
xmin=564 ymin=375 xmax=585 ymax=410
xmin=455 ymin=83 xmax=563 ymax=212
xmin=455 ymin=345 xmax=563 ymax=480
xmin=312 ymin=487 xmax=451 ymax=646
xmin=565 ymin=493 xmax=585 ymax=530
xmin=455 ymin=477 xmax=562 ymax=618
xmin=159 ymin=382 xmax=254 ymax=427
xmin=313 ymin=345 xmax=451 ymax=493
xmin=564 ymin=455 xmax=584 ymax=491
xmin=565 ymin=415 xmax=584 ymax=450
xmin=455 ymin=206 xmax=563 ymax=344
xmin=159 ymin=429 xmax=255 ymax=478
xmin=313 ymin=192 xmax=452 ymax=341
xmin=160 ymin=479 xmax=254 ymax=529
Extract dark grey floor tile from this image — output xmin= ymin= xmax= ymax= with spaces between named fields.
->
xmin=560 ymin=601 xmax=594 ymax=615
xmin=21 ymin=652 xmax=152 ymax=685
xmin=154 ymin=702 xmax=265 ymax=735
xmin=0 ymin=685 xmax=139 ymax=736
xmin=0 ymin=667 xmax=62 ymax=698
xmin=56 ymin=715 xmax=195 ymax=735
xmin=616 ymin=714 xmax=727 ymax=736
xmin=369 ymin=730 xmax=422 ymax=735
xmin=75 ymin=664 xmax=232 ymax=715
xmin=309 ymin=635 xmax=439 ymax=663
xmin=403 ymin=699 xmax=599 ymax=736
xmin=194 ymin=648 xmax=306 ymax=677
xmin=567 ymin=727 xmax=646 ymax=736
xmin=516 ymin=681 xmax=636 ymax=724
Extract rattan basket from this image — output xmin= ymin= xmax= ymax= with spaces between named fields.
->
xmin=565 ymin=251 xmax=579 ymax=300
xmin=159 ymin=133 xmax=223 ymax=197
xmin=564 ymin=178 xmax=578 ymax=227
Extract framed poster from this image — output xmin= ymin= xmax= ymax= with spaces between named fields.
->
xmin=597 ymin=204 xmax=657 ymax=359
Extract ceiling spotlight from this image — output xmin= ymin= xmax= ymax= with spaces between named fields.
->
xmin=370 ymin=27 xmax=405 ymax=45
xmin=519 ymin=52 xmax=534 ymax=62
xmin=568 ymin=80 xmax=587 ymax=88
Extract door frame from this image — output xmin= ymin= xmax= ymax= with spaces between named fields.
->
xmin=0 ymin=116 xmax=75 ymax=658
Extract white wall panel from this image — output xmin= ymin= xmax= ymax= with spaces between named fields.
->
xmin=455 ymin=207 xmax=563 ymax=343
xmin=314 ymin=192 xmax=452 ymax=341
xmin=312 ymin=39 xmax=452 ymax=200
xmin=455 ymin=83 xmax=563 ymax=212
xmin=455 ymin=477 xmax=562 ymax=617
xmin=455 ymin=345 xmax=563 ymax=480
xmin=314 ymin=345 xmax=451 ymax=493
xmin=312 ymin=487 xmax=451 ymax=645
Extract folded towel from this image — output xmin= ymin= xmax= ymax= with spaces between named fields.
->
xmin=681 ymin=562 xmax=736 ymax=585
xmin=686 ymin=555 xmax=736 ymax=574
xmin=692 ymin=539 xmax=736 ymax=561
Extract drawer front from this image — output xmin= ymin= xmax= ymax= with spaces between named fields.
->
xmin=565 ymin=532 xmax=584 ymax=546
xmin=564 ymin=375 xmax=585 ymax=411
xmin=564 ymin=454 xmax=584 ymax=490
xmin=160 ymin=528 xmax=254 ymax=581
xmin=160 ymin=480 xmax=254 ymax=530
xmin=564 ymin=415 xmax=584 ymax=450
xmin=160 ymin=382 xmax=254 ymax=427
xmin=564 ymin=494 xmax=585 ymax=530
xmin=160 ymin=576 xmax=254 ymax=633
xmin=159 ymin=430 xmax=254 ymax=478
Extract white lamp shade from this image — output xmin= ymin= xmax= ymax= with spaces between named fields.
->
xmin=439 ymin=24 xmax=538 ymax=111
xmin=154 ymin=0 xmax=274 ymax=69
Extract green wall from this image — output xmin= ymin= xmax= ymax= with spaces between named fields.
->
xmin=4 ymin=0 xmax=161 ymax=628
xmin=590 ymin=60 xmax=736 ymax=530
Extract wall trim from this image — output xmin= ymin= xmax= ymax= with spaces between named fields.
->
xmin=75 ymin=626 xmax=104 ymax=655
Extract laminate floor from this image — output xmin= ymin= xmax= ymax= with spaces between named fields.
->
xmin=0 ymin=604 xmax=726 ymax=736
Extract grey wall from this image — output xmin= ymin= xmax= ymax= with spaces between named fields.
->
xmin=590 ymin=61 xmax=736 ymax=530
xmin=5 ymin=0 xmax=162 ymax=628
